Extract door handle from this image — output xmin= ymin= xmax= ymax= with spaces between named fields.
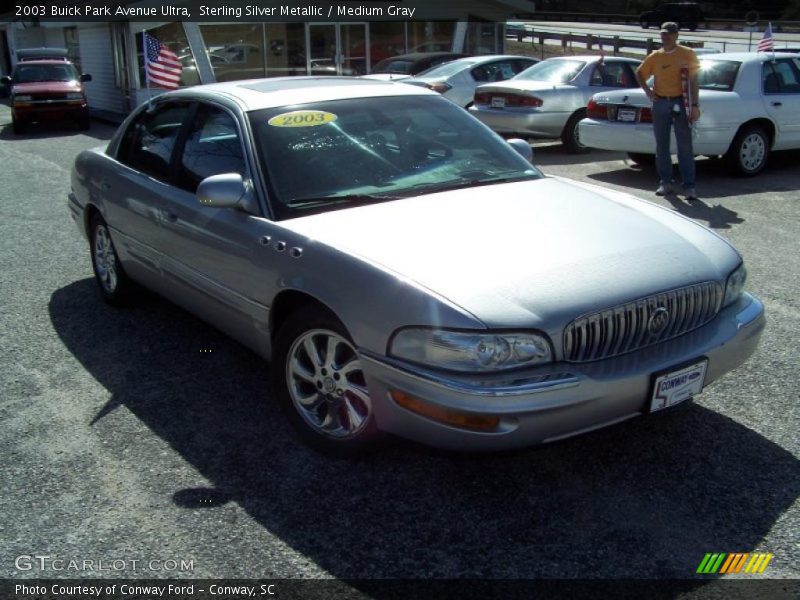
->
xmin=162 ymin=209 xmax=178 ymax=223
xmin=772 ymin=101 xmax=783 ymax=106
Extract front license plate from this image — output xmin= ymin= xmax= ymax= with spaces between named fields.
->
xmin=491 ymin=96 xmax=506 ymax=108
xmin=617 ymin=108 xmax=636 ymax=122
xmin=650 ymin=359 xmax=708 ymax=412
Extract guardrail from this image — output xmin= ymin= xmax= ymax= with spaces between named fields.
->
xmin=512 ymin=29 xmax=700 ymax=55
xmin=520 ymin=12 xmax=800 ymax=32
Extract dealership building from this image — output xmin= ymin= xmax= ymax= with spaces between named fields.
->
xmin=0 ymin=1 xmax=533 ymax=118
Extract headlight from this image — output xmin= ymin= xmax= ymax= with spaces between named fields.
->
xmin=389 ymin=328 xmax=552 ymax=372
xmin=13 ymin=95 xmax=33 ymax=102
xmin=66 ymin=92 xmax=84 ymax=100
xmin=723 ymin=263 xmax=747 ymax=308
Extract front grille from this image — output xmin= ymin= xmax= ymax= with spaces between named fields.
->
xmin=30 ymin=93 xmax=69 ymax=101
xmin=563 ymin=282 xmax=723 ymax=363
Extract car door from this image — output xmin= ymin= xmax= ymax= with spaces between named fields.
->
xmin=156 ymin=101 xmax=280 ymax=352
xmin=762 ymin=57 xmax=800 ymax=149
xmin=105 ymin=101 xmax=193 ymax=282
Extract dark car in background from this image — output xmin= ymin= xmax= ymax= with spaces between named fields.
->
xmin=1 ymin=48 xmax=91 ymax=134
xmin=639 ymin=2 xmax=704 ymax=30
xmin=365 ymin=52 xmax=467 ymax=81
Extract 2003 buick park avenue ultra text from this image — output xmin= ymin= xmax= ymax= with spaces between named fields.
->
xmin=68 ymin=77 xmax=765 ymax=453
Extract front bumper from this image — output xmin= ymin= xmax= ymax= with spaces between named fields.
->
xmin=469 ymin=105 xmax=567 ymax=138
xmin=361 ymin=293 xmax=765 ymax=451
xmin=13 ymin=101 xmax=88 ymax=122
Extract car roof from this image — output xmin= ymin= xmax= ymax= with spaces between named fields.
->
xmin=440 ymin=54 xmax=538 ymax=66
xmin=165 ymin=76 xmax=436 ymax=112
xmin=380 ymin=52 xmax=464 ymax=62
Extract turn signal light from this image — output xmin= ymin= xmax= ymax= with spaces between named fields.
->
xmin=390 ymin=391 xmax=500 ymax=431
xmin=586 ymin=99 xmax=608 ymax=120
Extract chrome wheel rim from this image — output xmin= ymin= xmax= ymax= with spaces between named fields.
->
xmin=573 ymin=121 xmax=585 ymax=148
xmin=93 ymin=224 xmax=118 ymax=294
xmin=286 ymin=329 xmax=371 ymax=439
xmin=739 ymin=133 xmax=766 ymax=172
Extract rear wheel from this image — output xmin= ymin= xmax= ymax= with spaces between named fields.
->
xmin=561 ymin=110 xmax=590 ymax=154
xmin=272 ymin=306 xmax=378 ymax=455
xmin=724 ymin=124 xmax=769 ymax=177
xmin=627 ymin=152 xmax=655 ymax=167
xmin=90 ymin=214 xmax=135 ymax=305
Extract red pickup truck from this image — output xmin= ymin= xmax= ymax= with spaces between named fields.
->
xmin=1 ymin=48 xmax=92 ymax=134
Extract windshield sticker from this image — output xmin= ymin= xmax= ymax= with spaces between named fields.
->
xmin=268 ymin=111 xmax=337 ymax=127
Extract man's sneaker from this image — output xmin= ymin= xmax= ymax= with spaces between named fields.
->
xmin=683 ymin=188 xmax=699 ymax=201
xmin=655 ymin=184 xmax=673 ymax=196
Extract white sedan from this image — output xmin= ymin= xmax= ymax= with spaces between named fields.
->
xmin=579 ymin=52 xmax=800 ymax=176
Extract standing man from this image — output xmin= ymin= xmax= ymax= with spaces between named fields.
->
xmin=635 ymin=22 xmax=701 ymax=201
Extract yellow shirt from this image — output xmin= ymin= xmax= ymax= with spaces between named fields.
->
xmin=636 ymin=45 xmax=700 ymax=97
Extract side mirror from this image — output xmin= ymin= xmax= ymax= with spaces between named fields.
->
xmin=197 ymin=173 xmax=246 ymax=208
xmin=507 ymin=138 xmax=533 ymax=162
xmin=80 ymin=73 xmax=92 ymax=82
xmin=0 ymin=75 xmax=11 ymax=87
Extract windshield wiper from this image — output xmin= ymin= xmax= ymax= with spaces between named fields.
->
xmin=404 ymin=174 xmax=536 ymax=196
xmin=286 ymin=193 xmax=401 ymax=209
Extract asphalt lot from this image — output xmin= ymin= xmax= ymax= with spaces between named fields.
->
xmin=0 ymin=103 xmax=798 ymax=591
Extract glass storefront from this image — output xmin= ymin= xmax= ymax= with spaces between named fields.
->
xmin=136 ymin=21 xmax=499 ymax=88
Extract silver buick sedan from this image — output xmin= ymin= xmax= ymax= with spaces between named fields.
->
xmin=68 ymin=77 xmax=764 ymax=454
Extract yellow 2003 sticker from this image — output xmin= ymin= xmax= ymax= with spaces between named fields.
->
xmin=268 ymin=110 xmax=337 ymax=127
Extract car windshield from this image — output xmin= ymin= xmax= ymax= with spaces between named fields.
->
xmin=13 ymin=63 xmax=79 ymax=83
xmin=514 ymin=59 xmax=585 ymax=83
xmin=249 ymin=95 xmax=542 ymax=219
xmin=697 ymin=60 xmax=741 ymax=91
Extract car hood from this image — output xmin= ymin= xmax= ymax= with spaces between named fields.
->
xmin=280 ymin=178 xmax=738 ymax=330
xmin=12 ymin=80 xmax=83 ymax=94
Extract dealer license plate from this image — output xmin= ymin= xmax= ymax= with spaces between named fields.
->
xmin=617 ymin=108 xmax=636 ymax=122
xmin=650 ymin=359 xmax=708 ymax=412
xmin=491 ymin=96 xmax=506 ymax=108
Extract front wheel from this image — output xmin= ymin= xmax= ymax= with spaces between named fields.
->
xmin=90 ymin=214 xmax=135 ymax=305
xmin=272 ymin=307 xmax=378 ymax=455
xmin=12 ymin=116 xmax=26 ymax=135
xmin=561 ymin=110 xmax=590 ymax=154
xmin=724 ymin=125 xmax=769 ymax=177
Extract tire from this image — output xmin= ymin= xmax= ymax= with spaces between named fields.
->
xmin=724 ymin=124 xmax=769 ymax=177
xmin=89 ymin=214 xmax=134 ymax=305
xmin=561 ymin=110 xmax=590 ymax=154
xmin=640 ymin=20 xmax=649 ymax=29
xmin=271 ymin=306 xmax=379 ymax=455
xmin=12 ymin=116 xmax=25 ymax=135
xmin=627 ymin=152 xmax=656 ymax=167
xmin=78 ymin=116 xmax=91 ymax=131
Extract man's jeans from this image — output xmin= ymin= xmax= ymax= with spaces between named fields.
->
xmin=653 ymin=98 xmax=695 ymax=190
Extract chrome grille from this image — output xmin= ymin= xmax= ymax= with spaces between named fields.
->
xmin=563 ymin=282 xmax=723 ymax=363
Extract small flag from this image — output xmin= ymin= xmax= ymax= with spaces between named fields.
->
xmin=144 ymin=32 xmax=182 ymax=90
xmin=757 ymin=23 xmax=774 ymax=53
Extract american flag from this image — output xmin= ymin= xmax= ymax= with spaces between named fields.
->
xmin=144 ymin=32 xmax=182 ymax=89
xmin=757 ymin=23 xmax=774 ymax=53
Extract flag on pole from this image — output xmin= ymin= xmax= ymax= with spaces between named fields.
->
xmin=756 ymin=23 xmax=774 ymax=53
xmin=144 ymin=32 xmax=182 ymax=89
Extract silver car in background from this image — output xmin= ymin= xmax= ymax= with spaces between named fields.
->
xmin=579 ymin=52 xmax=800 ymax=176
xmin=469 ymin=55 xmax=641 ymax=152
xmin=68 ymin=77 xmax=764 ymax=454
xmin=402 ymin=54 xmax=538 ymax=107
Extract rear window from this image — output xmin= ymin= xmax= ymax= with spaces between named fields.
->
xmin=697 ymin=60 xmax=741 ymax=91
xmin=514 ymin=59 xmax=586 ymax=83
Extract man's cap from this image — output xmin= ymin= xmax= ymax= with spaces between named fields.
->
xmin=660 ymin=22 xmax=679 ymax=33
